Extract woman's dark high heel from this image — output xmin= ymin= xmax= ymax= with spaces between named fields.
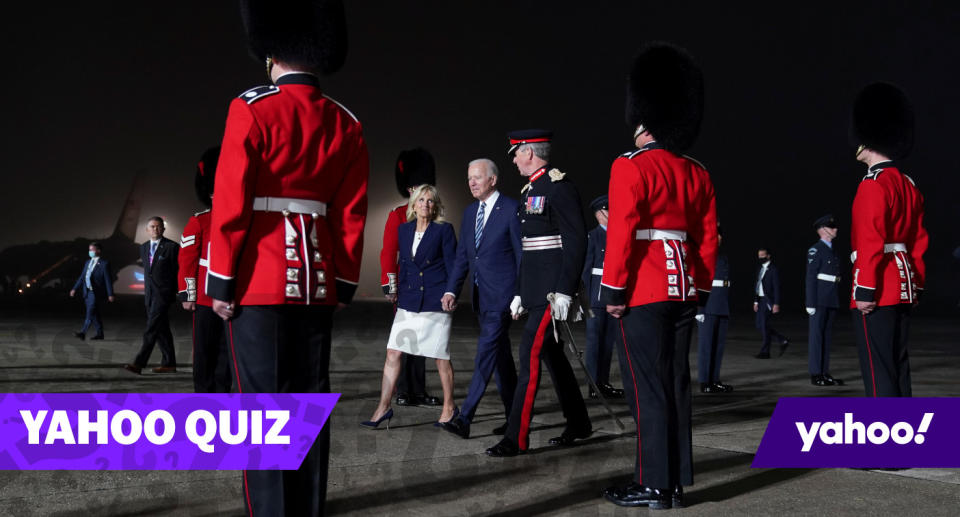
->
xmin=434 ymin=406 xmax=460 ymax=427
xmin=360 ymin=408 xmax=393 ymax=429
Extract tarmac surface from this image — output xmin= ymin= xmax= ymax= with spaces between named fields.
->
xmin=0 ymin=297 xmax=957 ymax=516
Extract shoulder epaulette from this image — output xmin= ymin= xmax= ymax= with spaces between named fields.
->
xmin=548 ymin=168 xmax=566 ymax=182
xmin=239 ymin=85 xmax=280 ymax=104
xmin=862 ymin=169 xmax=884 ymax=181
xmin=682 ymin=154 xmax=707 ymax=170
xmin=194 ymin=208 xmax=211 ymax=217
xmin=904 ymin=173 xmax=917 ymax=187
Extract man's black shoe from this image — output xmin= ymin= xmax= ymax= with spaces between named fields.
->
xmin=491 ymin=422 xmax=508 ymax=435
xmin=548 ymin=426 xmax=593 ymax=446
xmin=754 ymin=352 xmax=770 ymax=359
xmin=90 ymin=335 xmax=104 ymax=340
xmin=73 ymin=331 xmax=85 ymax=340
xmin=485 ymin=438 xmax=520 ymax=457
xmin=602 ymin=482 xmax=671 ymax=509
xmin=672 ymin=485 xmax=684 ymax=508
xmin=811 ymin=375 xmax=832 ymax=386
xmin=415 ymin=393 xmax=442 ymax=406
xmin=590 ymin=383 xmax=625 ymax=399
xmin=441 ymin=417 xmax=470 ymax=439
xmin=701 ymin=382 xmax=733 ymax=393
xmin=779 ymin=338 xmax=790 ymax=357
xmin=395 ymin=393 xmax=414 ymax=406
xmin=824 ymin=374 xmax=844 ymax=386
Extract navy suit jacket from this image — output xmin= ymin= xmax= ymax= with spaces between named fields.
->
xmin=446 ymin=194 xmax=522 ymax=313
xmin=805 ymin=240 xmax=841 ymax=309
xmin=398 ymin=221 xmax=457 ymax=313
xmin=581 ymin=225 xmax=606 ymax=308
xmin=140 ymin=237 xmax=179 ymax=305
xmin=754 ymin=262 xmax=781 ymax=307
xmin=72 ymin=258 xmax=114 ymax=298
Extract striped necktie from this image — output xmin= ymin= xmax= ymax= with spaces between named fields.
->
xmin=475 ymin=202 xmax=486 ymax=249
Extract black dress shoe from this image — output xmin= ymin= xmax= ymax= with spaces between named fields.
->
xmin=754 ymin=352 xmax=770 ymax=359
xmin=602 ymin=482 xmax=671 ymax=509
xmin=90 ymin=335 xmax=104 ymax=340
xmin=591 ymin=383 xmax=625 ymax=399
xmin=492 ymin=422 xmax=508 ymax=435
xmin=73 ymin=331 xmax=85 ymax=340
xmin=441 ymin=417 xmax=470 ymax=439
xmin=672 ymin=485 xmax=684 ymax=508
xmin=485 ymin=438 xmax=520 ymax=457
xmin=824 ymin=374 xmax=844 ymax=386
xmin=548 ymin=426 xmax=593 ymax=446
xmin=779 ymin=338 xmax=790 ymax=357
xmin=701 ymin=382 xmax=734 ymax=393
xmin=415 ymin=393 xmax=442 ymax=406
xmin=122 ymin=364 xmax=142 ymax=375
xmin=395 ymin=393 xmax=414 ymax=406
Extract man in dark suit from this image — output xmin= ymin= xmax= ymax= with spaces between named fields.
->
xmin=70 ymin=242 xmax=115 ymax=340
xmin=441 ymin=158 xmax=521 ymax=438
xmin=754 ymin=247 xmax=789 ymax=358
xmin=124 ymin=216 xmax=179 ymax=374
xmin=697 ymin=227 xmax=732 ymax=392
xmin=806 ymin=214 xmax=844 ymax=386
xmin=581 ymin=195 xmax=624 ymax=399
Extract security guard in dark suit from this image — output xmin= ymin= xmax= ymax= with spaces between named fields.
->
xmin=486 ymin=129 xmax=592 ymax=457
xmin=696 ymin=226 xmax=732 ymax=393
xmin=582 ymin=195 xmax=624 ymax=399
xmin=805 ymin=214 xmax=844 ymax=386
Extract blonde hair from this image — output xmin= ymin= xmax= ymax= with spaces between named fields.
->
xmin=406 ymin=184 xmax=445 ymax=222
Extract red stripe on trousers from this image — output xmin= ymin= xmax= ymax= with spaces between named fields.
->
xmin=619 ymin=319 xmax=643 ymax=484
xmin=228 ymin=321 xmax=253 ymax=517
xmin=517 ymin=309 xmax=553 ymax=450
xmin=861 ymin=313 xmax=877 ymax=397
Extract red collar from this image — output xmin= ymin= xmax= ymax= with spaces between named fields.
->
xmin=529 ymin=167 xmax=547 ymax=183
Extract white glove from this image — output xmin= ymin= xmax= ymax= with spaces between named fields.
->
xmin=806 ymin=307 xmax=816 ymax=316
xmin=551 ymin=293 xmax=572 ymax=321
xmin=510 ymin=296 xmax=525 ymax=318
xmin=695 ymin=314 xmax=705 ymax=323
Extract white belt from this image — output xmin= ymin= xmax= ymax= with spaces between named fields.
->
xmin=851 ymin=243 xmax=908 ymax=263
xmin=817 ymin=273 xmax=839 ymax=283
xmin=253 ymin=196 xmax=327 ymax=216
xmin=522 ymin=235 xmax=562 ymax=250
xmin=712 ymin=279 xmax=731 ymax=287
xmin=591 ymin=268 xmax=603 ymax=276
xmin=635 ymin=229 xmax=687 ymax=241
xmin=199 ymin=258 xmax=209 ymax=267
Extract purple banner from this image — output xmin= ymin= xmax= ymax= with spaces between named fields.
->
xmin=0 ymin=393 xmax=339 ymax=470
xmin=752 ymin=397 xmax=959 ymax=468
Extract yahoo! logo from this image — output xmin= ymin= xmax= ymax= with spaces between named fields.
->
xmin=796 ymin=412 xmax=933 ymax=452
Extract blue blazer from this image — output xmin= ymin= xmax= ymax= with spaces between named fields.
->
xmin=805 ymin=240 xmax=841 ymax=309
xmin=754 ymin=262 xmax=781 ymax=306
xmin=398 ymin=220 xmax=457 ymax=313
xmin=72 ymin=258 xmax=114 ymax=298
xmin=446 ymin=194 xmax=522 ymax=313
xmin=581 ymin=225 xmax=606 ymax=308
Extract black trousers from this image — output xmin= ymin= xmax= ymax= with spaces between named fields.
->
xmin=808 ymin=307 xmax=837 ymax=376
xmin=696 ymin=314 xmax=728 ymax=384
xmin=229 ymin=305 xmax=333 ymax=517
xmin=616 ymin=301 xmax=696 ymax=489
xmin=852 ymin=305 xmax=912 ymax=397
xmin=505 ymin=305 xmax=590 ymax=451
xmin=193 ymin=305 xmax=232 ymax=393
xmin=133 ymin=294 xmax=176 ymax=368
xmin=585 ymin=308 xmax=617 ymax=385
xmin=397 ymin=353 xmax=427 ymax=396
xmin=79 ymin=291 xmax=104 ymax=336
xmin=755 ymin=296 xmax=787 ymax=354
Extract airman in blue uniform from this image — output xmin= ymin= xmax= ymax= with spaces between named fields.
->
xmin=805 ymin=214 xmax=844 ymax=386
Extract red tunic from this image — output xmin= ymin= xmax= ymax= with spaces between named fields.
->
xmin=378 ymin=204 xmax=408 ymax=294
xmin=599 ymin=143 xmax=718 ymax=307
xmin=206 ymin=73 xmax=369 ymax=305
xmin=177 ymin=210 xmax=213 ymax=306
xmin=850 ymin=162 xmax=927 ymax=307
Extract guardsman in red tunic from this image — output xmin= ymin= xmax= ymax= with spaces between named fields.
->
xmin=206 ymin=1 xmax=368 ymax=515
xmin=378 ymin=148 xmax=440 ymax=407
xmin=849 ymin=82 xmax=928 ymax=397
xmin=599 ymin=44 xmax=717 ymax=509
xmin=177 ymin=146 xmax=232 ymax=393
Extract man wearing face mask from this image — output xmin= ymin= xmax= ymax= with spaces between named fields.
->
xmin=70 ymin=242 xmax=115 ymax=340
xmin=805 ymin=214 xmax=844 ymax=386
xmin=753 ymin=247 xmax=788 ymax=359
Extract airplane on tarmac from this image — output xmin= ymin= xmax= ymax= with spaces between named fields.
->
xmin=0 ymin=176 xmax=144 ymax=297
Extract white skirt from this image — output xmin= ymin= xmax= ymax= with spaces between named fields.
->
xmin=386 ymin=308 xmax=452 ymax=360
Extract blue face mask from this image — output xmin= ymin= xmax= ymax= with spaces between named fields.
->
xmin=89 ymin=251 xmax=97 ymax=258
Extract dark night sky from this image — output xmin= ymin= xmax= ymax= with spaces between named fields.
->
xmin=3 ymin=1 xmax=958 ymax=308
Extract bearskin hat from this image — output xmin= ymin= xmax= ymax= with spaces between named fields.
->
xmin=851 ymin=82 xmax=914 ymax=160
xmin=394 ymin=148 xmax=436 ymax=198
xmin=240 ymin=0 xmax=347 ymax=75
xmin=194 ymin=146 xmax=221 ymax=208
xmin=625 ymin=42 xmax=704 ymax=153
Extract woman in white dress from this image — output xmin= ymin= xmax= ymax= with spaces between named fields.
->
xmin=362 ymin=184 xmax=458 ymax=428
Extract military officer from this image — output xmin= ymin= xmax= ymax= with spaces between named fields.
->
xmin=206 ymin=1 xmax=368 ymax=514
xmin=697 ymin=225 xmax=732 ymax=393
xmin=805 ymin=214 xmax=844 ymax=387
xmin=177 ymin=146 xmax=232 ymax=393
xmin=849 ymin=82 xmax=927 ymax=397
xmin=485 ymin=129 xmax=592 ymax=457
xmin=600 ymin=43 xmax=718 ymax=509
xmin=581 ymin=195 xmax=624 ymax=399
